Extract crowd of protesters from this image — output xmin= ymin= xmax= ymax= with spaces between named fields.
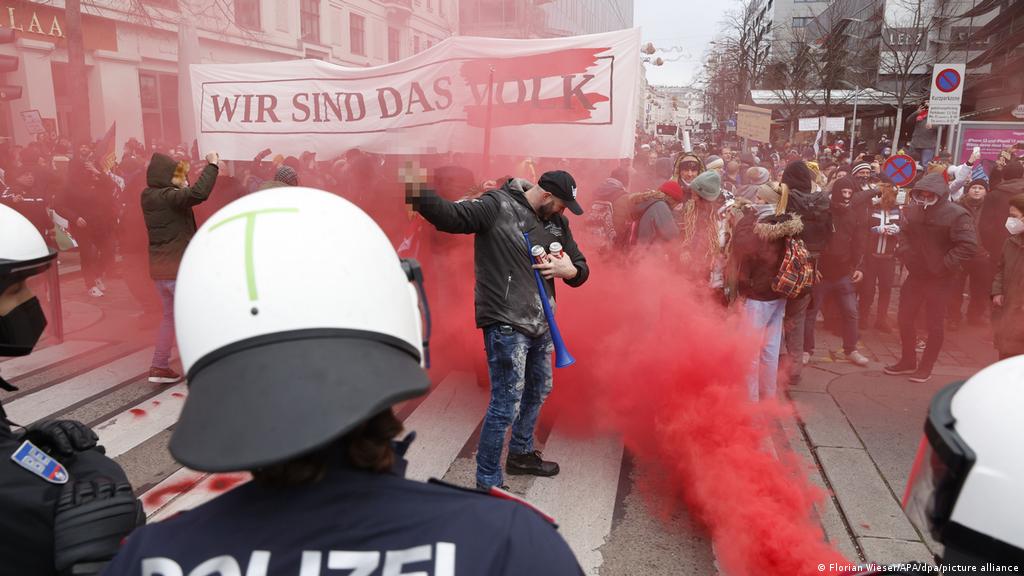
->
xmin=582 ymin=132 xmax=1024 ymax=401
xmin=2 ymin=123 xmax=1023 ymax=397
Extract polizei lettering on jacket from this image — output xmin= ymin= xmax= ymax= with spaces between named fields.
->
xmin=140 ymin=542 xmax=456 ymax=575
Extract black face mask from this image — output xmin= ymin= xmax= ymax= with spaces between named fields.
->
xmin=0 ymin=297 xmax=47 ymax=357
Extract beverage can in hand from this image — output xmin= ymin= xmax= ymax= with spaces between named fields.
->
xmin=531 ymin=245 xmax=547 ymax=264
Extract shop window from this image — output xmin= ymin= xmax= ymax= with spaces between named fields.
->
xmin=301 ymin=0 xmax=321 ymax=43
xmin=350 ymin=13 xmax=366 ymax=55
xmin=388 ymin=27 xmax=400 ymax=62
xmin=139 ymin=72 xmax=181 ymax=148
xmin=235 ymin=0 xmax=261 ymax=29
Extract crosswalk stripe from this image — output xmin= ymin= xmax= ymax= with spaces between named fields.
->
xmin=141 ymin=467 xmax=207 ymax=518
xmin=0 ymin=340 xmax=105 ymax=380
xmin=95 ymin=383 xmax=188 ymax=458
xmin=4 ymin=347 xmax=155 ymax=425
xmin=147 ymin=471 xmax=251 ymax=523
xmin=402 ymin=372 xmax=488 ymax=482
xmin=525 ymin=429 xmax=624 ymax=575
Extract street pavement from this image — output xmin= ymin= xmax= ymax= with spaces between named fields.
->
xmin=1 ymin=256 xmax=1001 ymax=574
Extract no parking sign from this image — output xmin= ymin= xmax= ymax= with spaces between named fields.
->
xmin=928 ymin=63 xmax=966 ymax=125
xmin=883 ymin=154 xmax=917 ymax=187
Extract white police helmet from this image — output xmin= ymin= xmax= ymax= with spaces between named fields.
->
xmin=169 ymin=188 xmax=429 ymax=472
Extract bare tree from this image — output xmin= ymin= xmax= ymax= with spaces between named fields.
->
xmin=718 ymin=0 xmax=773 ymax=106
xmin=699 ymin=45 xmax=739 ymax=131
xmin=762 ymin=37 xmax=816 ymax=142
xmin=872 ymin=0 xmax=960 ymax=151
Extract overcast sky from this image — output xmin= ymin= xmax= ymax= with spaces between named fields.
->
xmin=633 ymin=0 xmax=736 ymax=87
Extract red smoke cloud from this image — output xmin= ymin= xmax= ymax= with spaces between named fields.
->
xmin=387 ymin=182 xmax=850 ymax=574
xmin=546 ymin=251 xmax=850 ymax=576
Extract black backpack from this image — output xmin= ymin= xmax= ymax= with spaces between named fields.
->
xmin=786 ymin=189 xmax=832 ymax=255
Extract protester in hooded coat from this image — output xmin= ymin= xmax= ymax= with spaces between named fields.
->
xmin=805 ymin=177 xmax=869 ymax=366
xmin=779 ymin=160 xmax=832 ymax=384
xmin=884 ymin=173 xmax=978 ymax=383
xmin=141 ymin=152 xmax=219 ymax=384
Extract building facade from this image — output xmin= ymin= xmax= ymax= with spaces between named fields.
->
xmin=769 ymin=0 xmax=829 ymax=58
xmin=644 ymin=85 xmax=704 ymax=137
xmin=459 ymin=0 xmax=632 ymax=38
xmin=0 ymin=0 xmax=457 ymax=148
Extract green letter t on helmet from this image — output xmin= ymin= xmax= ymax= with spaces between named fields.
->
xmin=169 ymin=187 xmax=430 ymax=473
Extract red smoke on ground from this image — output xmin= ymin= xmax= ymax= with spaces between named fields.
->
xmin=552 ymin=252 xmax=849 ymax=575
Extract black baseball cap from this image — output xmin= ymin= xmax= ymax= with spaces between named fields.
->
xmin=538 ymin=170 xmax=583 ymax=215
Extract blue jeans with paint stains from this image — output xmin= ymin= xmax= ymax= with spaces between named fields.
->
xmin=476 ymin=324 xmax=554 ymax=489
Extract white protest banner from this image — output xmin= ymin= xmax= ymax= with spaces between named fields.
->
xmin=736 ymin=104 xmax=771 ymax=143
xmin=825 ymin=116 xmax=845 ymax=132
xmin=21 ymin=110 xmax=45 ymax=135
xmin=191 ymin=29 xmax=641 ymax=161
xmin=798 ymin=117 xmax=819 ymax=132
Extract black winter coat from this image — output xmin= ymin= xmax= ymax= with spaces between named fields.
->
xmin=979 ymin=177 xmax=1024 ymax=260
xmin=818 ymin=201 xmax=866 ymax=280
xmin=897 ymin=176 xmax=978 ymax=279
xmin=141 ymin=153 xmax=219 ymax=280
xmin=413 ymin=178 xmax=589 ymax=338
xmin=731 ymin=208 xmax=803 ymax=301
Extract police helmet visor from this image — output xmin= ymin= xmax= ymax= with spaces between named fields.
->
xmin=170 ymin=329 xmax=430 ymax=473
xmin=903 ymin=381 xmax=975 ymax=542
xmin=0 ymin=252 xmax=56 ymax=293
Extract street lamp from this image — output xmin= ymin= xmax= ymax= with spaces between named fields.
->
xmin=839 ymin=80 xmax=864 ymax=164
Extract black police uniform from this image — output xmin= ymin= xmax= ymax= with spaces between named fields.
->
xmin=102 ymin=456 xmax=584 ymax=576
xmin=0 ymin=407 xmax=138 ymax=576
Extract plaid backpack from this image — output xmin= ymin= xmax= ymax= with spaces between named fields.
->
xmin=772 ymin=237 xmax=815 ymax=298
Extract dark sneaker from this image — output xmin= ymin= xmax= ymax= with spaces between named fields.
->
xmin=908 ymin=369 xmax=932 ymax=383
xmin=506 ymin=450 xmax=560 ymax=477
xmin=148 ymin=367 xmax=183 ymax=384
xmin=883 ymin=361 xmax=917 ymax=375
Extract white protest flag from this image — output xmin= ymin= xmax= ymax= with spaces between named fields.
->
xmin=191 ymin=29 xmax=641 ymax=161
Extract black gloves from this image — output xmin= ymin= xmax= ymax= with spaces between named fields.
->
xmin=54 ymin=478 xmax=145 ymax=575
xmin=25 ymin=420 xmax=100 ymax=457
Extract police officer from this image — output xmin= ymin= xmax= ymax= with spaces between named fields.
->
xmin=0 ymin=203 xmax=144 ymax=576
xmin=102 ymin=188 xmax=583 ymax=575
